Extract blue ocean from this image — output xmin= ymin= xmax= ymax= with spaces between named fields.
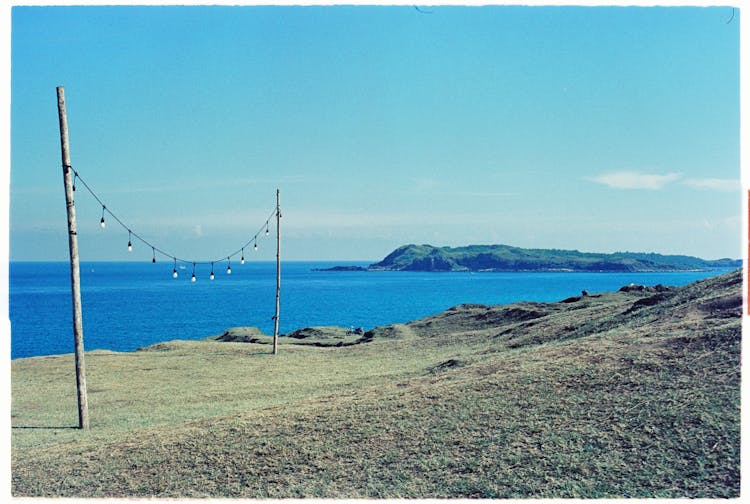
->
xmin=8 ymin=261 xmax=733 ymax=359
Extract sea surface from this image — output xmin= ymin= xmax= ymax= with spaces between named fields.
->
xmin=8 ymin=261 xmax=734 ymax=359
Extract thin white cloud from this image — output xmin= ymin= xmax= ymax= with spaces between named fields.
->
xmin=588 ymin=171 xmax=682 ymax=190
xmin=410 ymin=177 xmax=441 ymax=192
xmin=682 ymin=178 xmax=739 ymax=192
xmin=442 ymin=191 xmax=516 ymax=197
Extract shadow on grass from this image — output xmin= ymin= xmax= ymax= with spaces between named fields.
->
xmin=12 ymin=425 xmax=79 ymax=430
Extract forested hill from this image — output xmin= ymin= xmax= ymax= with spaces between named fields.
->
xmin=365 ymin=244 xmax=740 ymax=272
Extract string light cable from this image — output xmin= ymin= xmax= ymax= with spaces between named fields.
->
xmin=66 ymin=166 xmax=278 ymax=280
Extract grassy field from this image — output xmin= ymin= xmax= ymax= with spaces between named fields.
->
xmin=10 ymin=269 xmax=741 ymax=498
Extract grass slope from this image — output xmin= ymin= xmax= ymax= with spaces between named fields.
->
xmin=11 ymin=270 xmax=741 ymax=498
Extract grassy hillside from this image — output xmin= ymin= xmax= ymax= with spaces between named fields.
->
xmin=368 ymin=243 xmax=741 ymax=272
xmin=11 ymin=269 xmax=741 ymax=498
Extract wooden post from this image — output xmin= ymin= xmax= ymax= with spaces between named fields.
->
xmin=56 ymin=86 xmax=90 ymax=430
xmin=273 ymin=189 xmax=281 ymax=355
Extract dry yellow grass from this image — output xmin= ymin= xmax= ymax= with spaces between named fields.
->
xmin=11 ymin=269 xmax=741 ymax=497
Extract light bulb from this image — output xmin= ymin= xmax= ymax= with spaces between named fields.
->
xmin=210 ymin=272 xmax=215 ymax=280
xmin=172 ymin=268 xmax=178 ymax=279
xmin=127 ymin=241 xmax=132 ymax=252
xmin=227 ymin=265 xmax=232 ymax=275
xmin=265 ymin=226 xmax=269 ymax=236
xmin=241 ymin=256 xmax=245 ymax=265
xmin=254 ymin=242 xmax=258 ymax=251
xmin=191 ymin=273 xmax=196 ymax=283
xmin=100 ymin=217 xmax=106 ymax=228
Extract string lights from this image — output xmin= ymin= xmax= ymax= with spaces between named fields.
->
xmin=68 ymin=167 xmax=277 ymax=281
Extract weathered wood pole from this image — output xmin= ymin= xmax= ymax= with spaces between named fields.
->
xmin=273 ymin=188 xmax=281 ymax=355
xmin=56 ymin=86 xmax=90 ymax=429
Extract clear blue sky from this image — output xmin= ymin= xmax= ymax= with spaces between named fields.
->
xmin=9 ymin=4 xmax=742 ymax=262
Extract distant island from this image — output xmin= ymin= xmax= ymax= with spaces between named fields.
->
xmin=318 ymin=244 xmax=741 ymax=273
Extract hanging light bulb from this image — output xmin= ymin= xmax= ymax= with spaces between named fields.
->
xmin=226 ymin=257 xmax=232 ymax=275
xmin=72 ymin=175 xmax=77 ymax=192
xmin=254 ymin=239 xmax=258 ymax=252
xmin=152 ymin=247 xmax=156 ymax=264
xmin=172 ymin=258 xmax=178 ymax=279
xmin=265 ymin=223 xmax=270 ymax=236
xmin=209 ymin=262 xmax=215 ymax=280
xmin=240 ymin=248 xmax=245 ymax=265
xmin=191 ymin=263 xmax=196 ymax=283
xmin=100 ymin=206 xmax=106 ymax=228
xmin=127 ymin=231 xmax=133 ymax=252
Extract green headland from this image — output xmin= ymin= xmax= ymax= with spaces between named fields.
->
xmin=321 ymin=243 xmax=741 ymax=272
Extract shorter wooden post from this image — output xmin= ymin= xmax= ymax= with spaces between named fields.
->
xmin=273 ymin=189 xmax=280 ymax=355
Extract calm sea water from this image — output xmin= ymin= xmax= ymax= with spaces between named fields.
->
xmin=8 ymin=261 xmax=732 ymax=359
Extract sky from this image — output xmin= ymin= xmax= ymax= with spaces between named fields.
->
xmin=6 ymin=2 xmax=744 ymax=262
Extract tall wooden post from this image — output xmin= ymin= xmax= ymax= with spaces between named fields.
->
xmin=273 ymin=189 xmax=281 ymax=355
xmin=56 ymin=86 xmax=90 ymax=430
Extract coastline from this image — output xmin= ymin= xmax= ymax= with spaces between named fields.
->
xmin=11 ymin=267 xmax=740 ymax=361
xmin=11 ymin=268 xmax=741 ymax=497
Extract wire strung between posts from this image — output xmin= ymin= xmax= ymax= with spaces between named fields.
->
xmin=67 ymin=166 xmax=277 ymax=275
